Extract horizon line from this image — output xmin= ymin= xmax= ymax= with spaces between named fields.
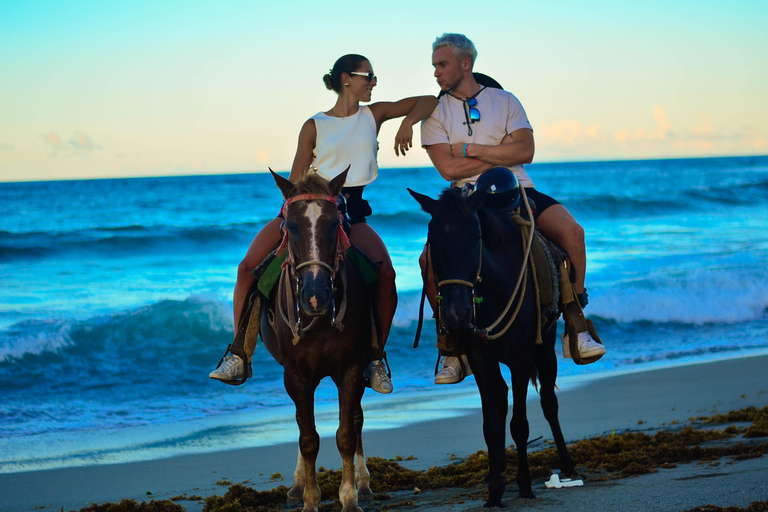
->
xmin=2 ymin=153 xmax=767 ymax=185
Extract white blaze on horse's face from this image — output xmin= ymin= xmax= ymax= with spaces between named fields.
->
xmin=302 ymin=201 xmax=325 ymax=278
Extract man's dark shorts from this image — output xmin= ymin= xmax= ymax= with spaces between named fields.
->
xmin=524 ymin=188 xmax=560 ymax=221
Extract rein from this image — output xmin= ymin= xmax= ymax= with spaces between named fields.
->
xmin=276 ymin=193 xmax=351 ymax=344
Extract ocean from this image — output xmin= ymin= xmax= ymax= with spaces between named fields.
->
xmin=2 ymin=155 xmax=768 ymax=474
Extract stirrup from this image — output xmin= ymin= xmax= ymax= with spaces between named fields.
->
xmin=565 ymin=320 xmax=604 ymax=365
xmin=212 ymin=343 xmax=250 ymax=386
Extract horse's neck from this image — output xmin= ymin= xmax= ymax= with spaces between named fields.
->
xmin=479 ymin=234 xmax=526 ymax=294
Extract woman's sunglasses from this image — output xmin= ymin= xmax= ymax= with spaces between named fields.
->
xmin=350 ymin=71 xmax=377 ymax=82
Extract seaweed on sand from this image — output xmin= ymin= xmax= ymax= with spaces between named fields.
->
xmin=77 ymin=499 xmax=185 ymax=512
xmin=78 ymin=407 xmax=768 ymax=512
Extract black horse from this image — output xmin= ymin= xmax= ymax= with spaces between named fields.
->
xmin=260 ymin=169 xmax=372 ymax=512
xmin=409 ymin=184 xmax=578 ymax=507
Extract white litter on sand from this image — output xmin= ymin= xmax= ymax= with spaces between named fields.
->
xmin=545 ymin=473 xmax=584 ymax=488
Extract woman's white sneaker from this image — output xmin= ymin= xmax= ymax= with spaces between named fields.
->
xmin=364 ymin=360 xmax=393 ymax=394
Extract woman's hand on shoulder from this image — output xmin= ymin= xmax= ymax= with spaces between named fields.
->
xmin=394 ymin=119 xmax=414 ymax=156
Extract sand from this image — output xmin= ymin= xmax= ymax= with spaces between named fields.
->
xmin=2 ymin=354 xmax=767 ymax=512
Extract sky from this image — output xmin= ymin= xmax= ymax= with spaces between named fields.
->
xmin=1 ymin=0 xmax=766 ymax=182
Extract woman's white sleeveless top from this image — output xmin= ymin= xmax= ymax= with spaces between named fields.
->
xmin=310 ymin=106 xmax=378 ymax=187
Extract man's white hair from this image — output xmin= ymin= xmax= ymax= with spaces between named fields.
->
xmin=432 ymin=33 xmax=477 ymax=66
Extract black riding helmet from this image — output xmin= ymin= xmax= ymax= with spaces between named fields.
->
xmin=476 ymin=167 xmax=521 ymax=212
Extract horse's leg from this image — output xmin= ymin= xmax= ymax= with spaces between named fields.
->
xmin=287 ymin=447 xmax=305 ymax=500
xmin=336 ymin=369 xmax=365 ymax=512
xmin=509 ymin=367 xmax=535 ymax=499
xmin=284 ymin=370 xmax=321 ymax=512
xmin=468 ymin=353 xmax=508 ymax=508
xmin=536 ymin=333 xmax=578 ymax=478
xmin=353 ymin=401 xmax=372 ymax=496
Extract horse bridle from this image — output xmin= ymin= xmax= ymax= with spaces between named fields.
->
xmin=276 ymin=193 xmax=351 ymax=343
xmin=422 ymin=185 xmax=537 ymax=344
xmin=431 ymin=215 xmax=485 ymax=337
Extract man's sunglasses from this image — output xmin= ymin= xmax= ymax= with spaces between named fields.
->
xmin=350 ymin=71 xmax=377 ymax=82
xmin=466 ymin=97 xmax=480 ymax=122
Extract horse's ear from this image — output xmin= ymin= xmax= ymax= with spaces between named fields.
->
xmin=467 ymin=179 xmax=490 ymax=212
xmin=271 ymin=168 xmax=294 ymax=199
xmin=329 ymin=167 xmax=349 ymax=197
xmin=407 ymin=188 xmax=436 ymax=215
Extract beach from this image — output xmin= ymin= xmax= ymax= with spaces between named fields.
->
xmin=2 ymin=354 xmax=767 ymax=512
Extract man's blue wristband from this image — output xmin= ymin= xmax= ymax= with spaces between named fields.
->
xmin=462 ymin=143 xmax=469 ymax=158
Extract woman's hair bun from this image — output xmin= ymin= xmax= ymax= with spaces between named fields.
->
xmin=322 ymin=73 xmax=334 ymax=91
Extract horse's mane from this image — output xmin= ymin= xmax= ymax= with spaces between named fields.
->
xmin=435 ymin=187 xmax=469 ymax=222
xmin=435 ymin=187 xmax=518 ymax=252
xmin=289 ymin=172 xmax=333 ymax=197
xmin=477 ymin=208 xmax=519 ymax=252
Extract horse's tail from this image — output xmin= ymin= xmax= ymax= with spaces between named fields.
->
xmin=530 ymin=369 xmax=539 ymax=392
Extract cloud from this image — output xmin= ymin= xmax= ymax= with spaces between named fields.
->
xmin=69 ymin=131 xmax=100 ymax=150
xmin=613 ymin=107 xmax=766 ymax=155
xmin=539 ymin=107 xmax=765 ymax=160
xmin=42 ymin=130 xmax=101 ymax=156
xmin=43 ymin=131 xmax=67 ymax=150
xmin=539 ymin=118 xmax=600 ymax=145
xmin=615 ymin=106 xmax=672 ymax=143
xmin=652 ymin=106 xmax=670 ymax=139
xmin=256 ymin=150 xmax=272 ymax=164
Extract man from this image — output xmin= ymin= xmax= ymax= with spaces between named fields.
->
xmin=420 ymin=33 xmax=605 ymax=384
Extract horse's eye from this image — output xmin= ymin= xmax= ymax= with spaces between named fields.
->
xmin=284 ymin=220 xmax=298 ymax=233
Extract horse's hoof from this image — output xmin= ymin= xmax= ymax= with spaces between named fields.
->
xmin=517 ymin=490 xmax=536 ymax=499
xmin=483 ymin=499 xmax=505 ymax=508
xmin=287 ymin=485 xmax=303 ymax=500
xmin=357 ymin=486 xmax=373 ymax=498
xmin=562 ymin=469 xmax=580 ymax=480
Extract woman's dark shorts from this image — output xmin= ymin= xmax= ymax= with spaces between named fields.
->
xmin=276 ymin=185 xmax=373 ymax=225
xmin=524 ymin=188 xmax=560 ymax=221
xmin=340 ymin=186 xmax=372 ymax=225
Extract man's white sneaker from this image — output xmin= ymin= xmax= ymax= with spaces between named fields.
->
xmin=435 ymin=356 xmax=465 ymax=384
xmin=562 ymin=331 xmax=606 ymax=360
xmin=364 ymin=360 xmax=393 ymax=394
xmin=209 ymin=355 xmax=250 ymax=381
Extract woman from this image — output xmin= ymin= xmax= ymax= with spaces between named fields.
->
xmin=210 ymin=54 xmax=438 ymax=393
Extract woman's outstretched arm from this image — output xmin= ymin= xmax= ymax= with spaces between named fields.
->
xmin=368 ymin=96 xmax=438 ymax=156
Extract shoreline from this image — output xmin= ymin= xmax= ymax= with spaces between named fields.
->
xmin=2 ymin=354 xmax=767 ymax=512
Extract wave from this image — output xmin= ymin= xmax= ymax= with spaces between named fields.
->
xmin=0 ymin=295 xmax=234 ymax=363
xmin=563 ymin=178 xmax=768 ymax=217
xmin=588 ymin=269 xmax=768 ymax=325
xmin=0 ymin=223 xmax=265 ymax=262
xmin=3 ymin=265 xmax=766 ymax=366
xmin=392 ymin=267 xmax=768 ymax=328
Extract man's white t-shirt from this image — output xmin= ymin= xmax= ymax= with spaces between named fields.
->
xmin=421 ymin=87 xmax=535 ymax=188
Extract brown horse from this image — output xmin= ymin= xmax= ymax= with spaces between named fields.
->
xmin=261 ymin=169 xmax=372 ymax=512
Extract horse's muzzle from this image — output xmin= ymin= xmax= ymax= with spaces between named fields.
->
xmin=441 ymin=289 xmax=475 ymax=333
xmin=299 ymin=273 xmax=334 ymax=317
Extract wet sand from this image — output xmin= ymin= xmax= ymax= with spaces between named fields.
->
xmin=2 ymin=354 xmax=767 ymax=512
